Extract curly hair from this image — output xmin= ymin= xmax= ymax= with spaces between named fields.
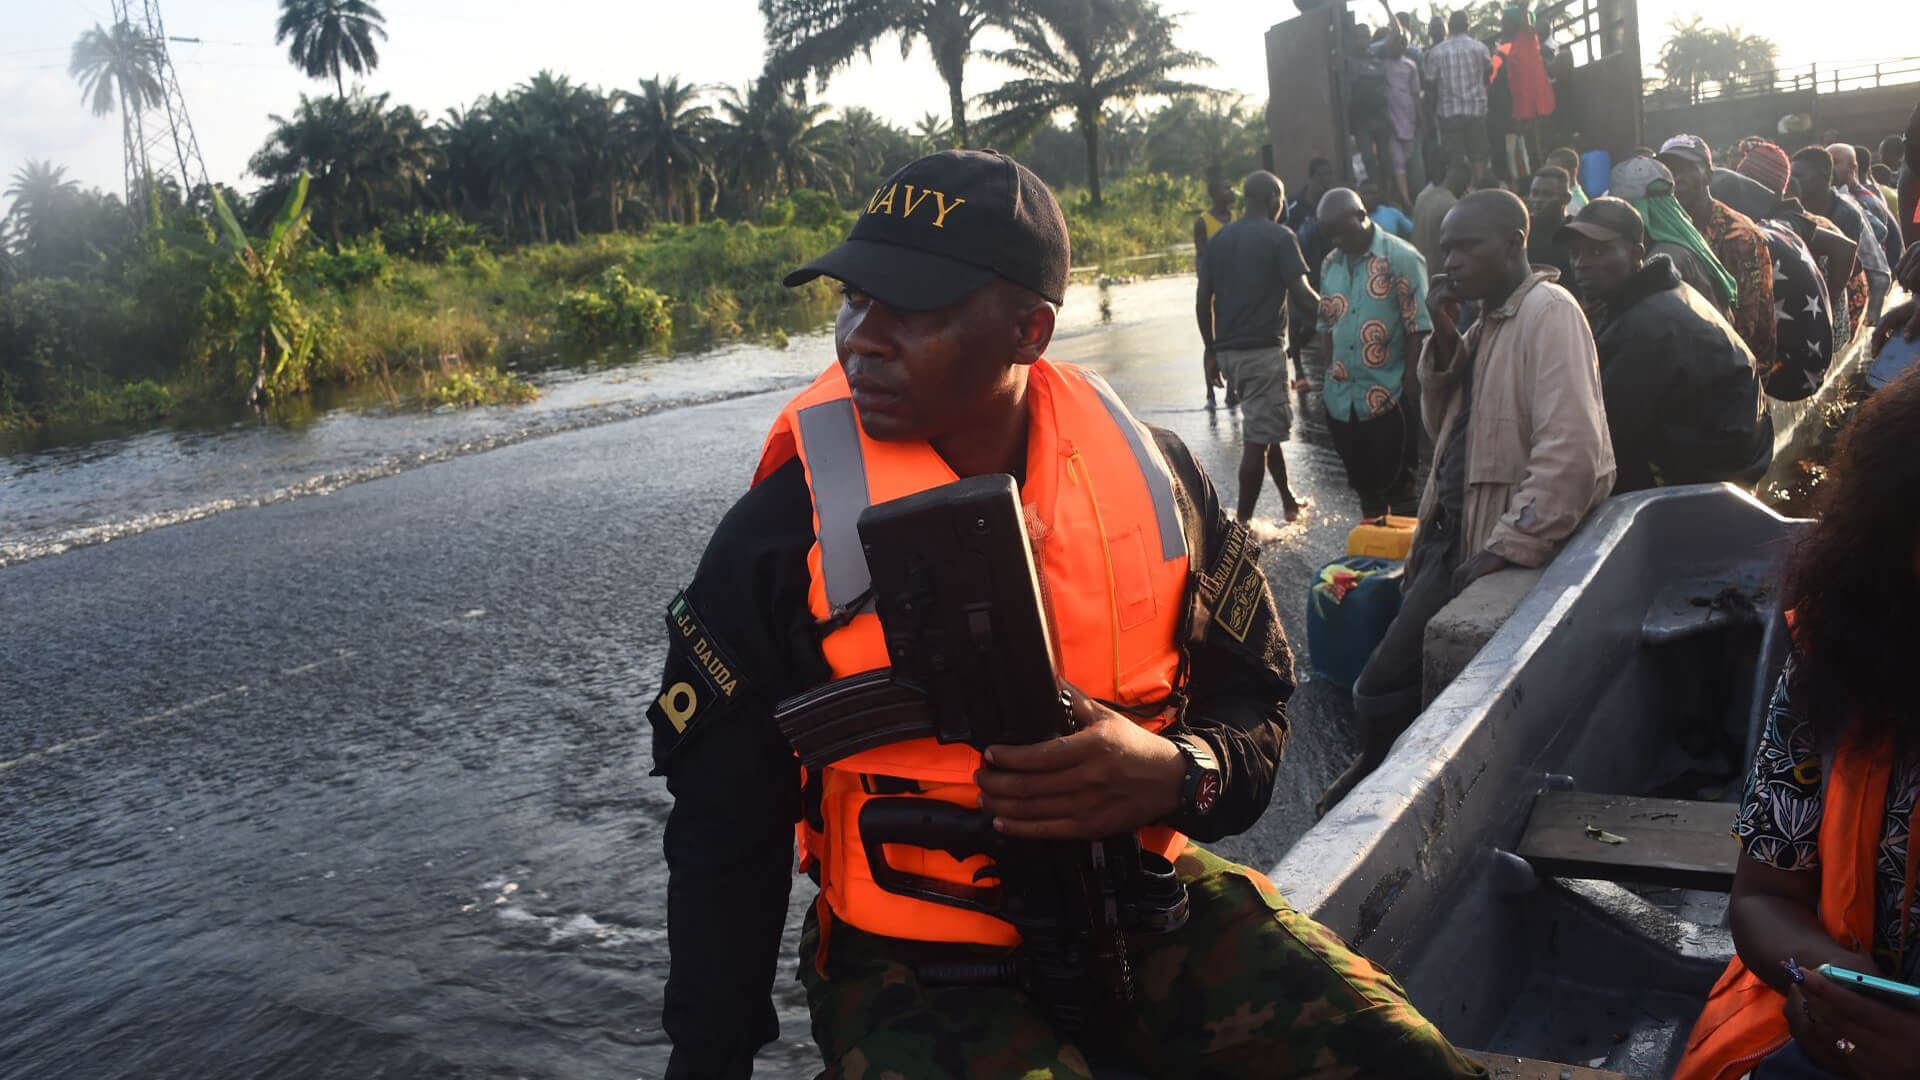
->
xmin=1782 ymin=363 xmax=1920 ymax=745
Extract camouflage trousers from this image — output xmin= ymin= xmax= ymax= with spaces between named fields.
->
xmin=797 ymin=843 xmax=1487 ymax=1080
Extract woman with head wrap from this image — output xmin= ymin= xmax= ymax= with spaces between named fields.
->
xmin=1609 ymin=155 xmax=1738 ymax=314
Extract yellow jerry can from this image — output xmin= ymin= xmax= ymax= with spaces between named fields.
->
xmin=1345 ymin=514 xmax=1418 ymax=560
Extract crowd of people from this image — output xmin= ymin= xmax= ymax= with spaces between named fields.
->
xmin=649 ymin=79 xmax=1919 ymax=1074
xmin=1352 ymin=4 xmax=1566 ymax=201
xmin=1193 ymin=106 xmax=1919 ymax=822
xmin=1183 ymin=90 xmax=1920 ymax=1077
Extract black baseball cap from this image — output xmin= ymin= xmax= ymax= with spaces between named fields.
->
xmin=783 ymin=149 xmax=1070 ymax=311
xmin=1556 ymin=196 xmax=1646 ymax=248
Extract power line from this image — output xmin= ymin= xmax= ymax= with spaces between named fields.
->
xmin=166 ymin=36 xmax=272 ymax=48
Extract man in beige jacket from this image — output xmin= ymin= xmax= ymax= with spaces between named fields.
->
xmin=1318 ymin=189 xmax=1614 ymax=817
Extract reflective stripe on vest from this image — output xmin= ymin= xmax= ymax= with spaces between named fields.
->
xmin=759 ymin=357 xmax=1194 ymax=945
xmin=1078 ymin=368 xmax=1188 ymax=564
xmin=794 ymin=397 xmax=872 ymax=613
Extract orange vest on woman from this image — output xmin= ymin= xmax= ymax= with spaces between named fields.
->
xmin=753 ymin=358 xmax=1194 ymax=945
xmin=1670 ymin=735 xmax=1918 ymax=1080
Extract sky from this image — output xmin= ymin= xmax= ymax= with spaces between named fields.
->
xmin=0 ymin=0 xmax=1896 ymax=197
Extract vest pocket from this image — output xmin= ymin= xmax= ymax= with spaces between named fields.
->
xmin=1113 ymin=525 xmax=1158 ymax=631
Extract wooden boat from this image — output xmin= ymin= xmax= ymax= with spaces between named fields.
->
xmin=1275 ymin=483 xmax=1804 ymax=1078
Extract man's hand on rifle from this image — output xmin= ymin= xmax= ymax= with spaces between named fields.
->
xmin=974 ymin=686 xmax=1185 ymax=839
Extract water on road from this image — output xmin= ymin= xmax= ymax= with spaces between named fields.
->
xmin=2 ymin=276 xmax=1374 ymax=1078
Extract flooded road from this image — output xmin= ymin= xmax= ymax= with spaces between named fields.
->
xmin=2 ymin=276 xmax=1374 ymax=1078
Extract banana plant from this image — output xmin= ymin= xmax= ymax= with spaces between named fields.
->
xmin=211 ymin=173 xmax=315 ymax=404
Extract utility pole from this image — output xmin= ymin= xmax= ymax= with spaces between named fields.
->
xmin=108 ymin=0 xmax=211 ymax=209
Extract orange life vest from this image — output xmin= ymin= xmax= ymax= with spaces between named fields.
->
xmin=1670 ymin=735 xmax=1920 ymax=1080
xmin=753 ymin=357 xmax=1194 ymax=945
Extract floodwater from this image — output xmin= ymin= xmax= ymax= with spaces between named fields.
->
xmin=2 ymin=274 xmax=1407 ymax=1078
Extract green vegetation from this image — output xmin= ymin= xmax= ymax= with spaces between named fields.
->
xmin=979 ymin=0 xmax=1210 ymax=207
xmin=4 ymin=0 xmax=1229 ymax=435
xmin=1655 ymin=16 xmax=1779 ymax=94
xmin=0 ymin=196 xmax=866 ymax=432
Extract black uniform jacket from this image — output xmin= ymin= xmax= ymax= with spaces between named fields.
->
xmin=647 ymin=425 xmax=1294 ymax=1079
xmin=1588 ymin=255 xmax=1772 ymax=494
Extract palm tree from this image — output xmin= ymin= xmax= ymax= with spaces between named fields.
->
xmin=69 ymin=21 xmax=166 ymax=119
xmin=978 ymin=0 xmax=1210 ymax=206
xmin=0 ymin=217 xmax=17 ymax=287
xmin=760 ymin=0 xmax=1017 ymax=148
xmin=1658 ymin=17 xmax=1779 ymax=96
xmin=514 ymin=72 xmax=585 ymax=240
xmin=69 ymin=20 xmax=167 ymax=201
xmin=625 ymin=75 xmax=714 ymax=225
xmin=912 ymin=111 xmax=952 ymax=154
xmin=505 ymin=71 xmax=597 ymax=242
xmin=249 ymin=93 xmax=439 ymax=243
xmin=829 ymin=107 xmax=888 ymax=179
xmin=484 ymin=91 xmax=574 ymax=244
xmin=360 ymin=102 xmax=441 ymax=221
xmin=275 ymin=0 xmax=388 ymax=98
xmin=1100 ymin=106 xmax=1150 ymax=177
xmin=1146 ymin=94 xmax=1259 ymax=180
xmin=433 ymin=100 xmax=508 ymax=232
xmin=4 ymin=162 xmax=82 ymax=255
xmin=826 ymin=106 xmax=915 ymax=198
xmin=713 ymin=81 xmax=847 ymax=214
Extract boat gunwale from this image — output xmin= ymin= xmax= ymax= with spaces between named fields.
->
xmin=1270 ymin=485 xmax=1800 ymax=946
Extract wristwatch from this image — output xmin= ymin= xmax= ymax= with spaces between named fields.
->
xmin=1170 ymin=734 xmax=1222 ymax=817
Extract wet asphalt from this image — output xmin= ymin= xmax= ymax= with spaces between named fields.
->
xmin=0 ymin=276 xmax=1373 ymax=1078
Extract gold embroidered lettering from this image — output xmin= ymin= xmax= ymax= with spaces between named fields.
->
xmin=928 ymin=191 xmax=966 ymax=228
xmin=691 ymin=637 xmax=738 ymax=697
xmin=900 ymin=185 xmax=934 ymax=219
xmin=868 ymin=184 xmax=897 ymax=216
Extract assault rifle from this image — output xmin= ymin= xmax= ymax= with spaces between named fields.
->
xmin=773 ymin=474 xmax=1189 ymax=1035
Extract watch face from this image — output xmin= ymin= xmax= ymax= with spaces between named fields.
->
xmin=1193 ymin=770 xmax=1222 ymax=815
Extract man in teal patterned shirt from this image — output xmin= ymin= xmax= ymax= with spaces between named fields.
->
xmin=1315 ymin=187 xmax=1434 ymax=517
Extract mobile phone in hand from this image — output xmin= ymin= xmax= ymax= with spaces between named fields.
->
xmin=1816 ymin=963 xmax=1920 ymax=1011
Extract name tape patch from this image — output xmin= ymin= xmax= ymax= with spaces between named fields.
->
xmin=1204 ymin=523 xmax=1261 ymax=644
xmin=651 ymin=592 xmax=741 ymax=735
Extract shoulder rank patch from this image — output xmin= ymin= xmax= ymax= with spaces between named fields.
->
xmin=1201 ymin=522 xmax=1262 ymax=643
xmin=651 ymin=591 xmax=743 ymax=735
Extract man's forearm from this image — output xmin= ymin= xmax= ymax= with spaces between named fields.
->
xmin=663 ymin=831 xmax=794 ymax=1079
xmin=1172 ymin=698 xmax=1285 ymax=840
xmin=1289 ymin=277 xmax=1322 ymax=319
xmin=1397 ymin=334 xmax=1429 ymax=404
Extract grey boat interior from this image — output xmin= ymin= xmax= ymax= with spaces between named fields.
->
xmin=1276 ymin=484 xmax=1804 ymax=1078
